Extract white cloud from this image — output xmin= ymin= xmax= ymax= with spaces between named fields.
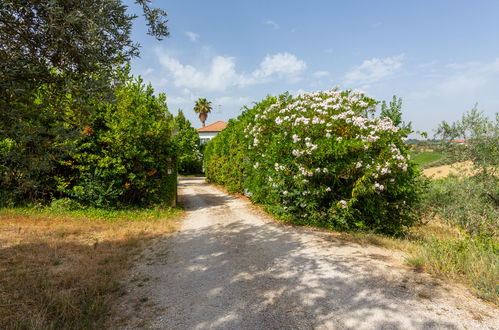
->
xmin=156 ymin=51 xmax=245 ymax=91
xmin=155 ymin=49 xmax=307 ymax=91
xmin=185 ymin=31 xmax=199 ymax=42
xmin=313 ymin=71 xmax=330 ymax=78
xmin=344 ymin=54 xmax=404 ymax=86
xmin=252 ymin=52 xmax=307 ymax=80
xmin=167 ymin=88 xmax=197 ymax=105
xmin=265 ymin=20 xmax=279 ymax=29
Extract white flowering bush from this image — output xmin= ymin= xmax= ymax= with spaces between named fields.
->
xmin=205 ymin=89 xmax=424 ymax=234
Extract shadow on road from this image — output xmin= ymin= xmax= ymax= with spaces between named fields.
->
xmin=143 ymin=178 xmax=460 ymax=329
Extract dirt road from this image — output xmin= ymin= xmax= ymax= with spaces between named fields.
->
xmin=115 ymin=177 xmax=497 ymax=329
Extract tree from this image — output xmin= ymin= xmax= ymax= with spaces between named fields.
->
xmin=0 ymin=0 xmax=168 ymax=94
xmin=0 ymin=0 xmax=170 ymax=205
xmin=174 ymin=110 xmax=202 ymax=174
xmin=194 ymin=98 xmax=212 ymax=127
xmin=380 ymin=95 xmax=412 ymax=135
xmin=436 ymin=106 xmax=498 ymax=175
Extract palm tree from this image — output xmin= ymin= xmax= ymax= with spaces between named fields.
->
xmin=193 ymin=98 xmax=212 ymax=127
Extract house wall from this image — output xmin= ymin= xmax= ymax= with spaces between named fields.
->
xmin=199 ymin=131 xmax=218 ymax=144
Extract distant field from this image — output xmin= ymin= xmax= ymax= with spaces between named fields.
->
xmin=412 ymin=151 xmax=446 ymax=167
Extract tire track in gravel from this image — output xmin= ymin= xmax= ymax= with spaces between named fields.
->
xmin=113 ymin=177 xmax=497 ymax=329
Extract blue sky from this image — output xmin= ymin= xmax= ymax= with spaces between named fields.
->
xmin=126 ymin=0 xmax=499 ymax=135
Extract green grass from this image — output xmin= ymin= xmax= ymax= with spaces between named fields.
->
xmin=409 ymin=236 xmax=498 ymax=303
xmin=0 ymin=205 xmax=183 ymax=222
xmin=412 ymin=151 xmax=446 ymax=167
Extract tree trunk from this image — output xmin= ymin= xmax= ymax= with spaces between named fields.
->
xmin=199 ymin=112 xmax=207 ymax=127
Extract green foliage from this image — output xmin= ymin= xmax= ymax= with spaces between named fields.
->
xmin=0 ymin=0 xmax=168 ymax=94
xmin=436 ymin=106 xmax=498 ymax=174
xmin=174 ymin=110 xmax=203 ymax=174
xmin=411 ymin=235 xmax=498 ymax=303
xmin=415 ymin=107 xmax=498 ymax=302
xmin=0 ymin=68 xmax=177 ymax=208
xmin=423 ymin=176 xmax=498 ymax=235
xmin=431 ymin=107 xmax=498 ymax=235
xmin=64 ymin=70 xmax=177 ymax=207
xmin=205 ymin=90 xmax=423 ymax=234
xmin=0 ymin=0 xmax=173 ymax=207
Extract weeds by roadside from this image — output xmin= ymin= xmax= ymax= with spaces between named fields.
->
xmin=0 ymin=206 xmax=182 ymax=329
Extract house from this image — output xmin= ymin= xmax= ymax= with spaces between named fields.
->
xmin=197 ymin=121 xmax=227 ymax=144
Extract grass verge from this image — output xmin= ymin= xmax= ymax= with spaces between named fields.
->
xmin=0 ymin=206 xmax=183 ymax=329
xmin=338 ymin=220 xmax=498 ymax=305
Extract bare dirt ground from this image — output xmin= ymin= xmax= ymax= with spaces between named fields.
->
xmin=112 ymin=177 xmax=497 ymax=329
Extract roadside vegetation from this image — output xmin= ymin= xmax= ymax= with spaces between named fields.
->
xmin=205 ymin=96 xmax=498 ymax=303
xmin=205 ymin=90 xmax=421 ymax=235
xmin=174 ymin=110 xmax=203 ymax=175
xmin=0 ymin=1 xmax=188 ymax=328
xmin=410 ymin=108 xmax=498 ymax=303
xmin=0 ymin=206 xmax=182 ymax=329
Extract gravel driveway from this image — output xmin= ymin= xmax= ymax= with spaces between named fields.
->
xmin=115 ymin=177 xmax=497 ymax=329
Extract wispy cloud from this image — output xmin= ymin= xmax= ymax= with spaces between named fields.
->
xmin=423 ymin=58 xmax=499 ymax=97
xmin=343 ymin=54 xmax=405 ymax=86
xmin=265 ymin=19 xmax=280 ymax=29
xmin=185 ymin=31 xmax=199 ymax=42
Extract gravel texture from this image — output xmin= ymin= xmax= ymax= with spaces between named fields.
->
xmin=113 ymin=177 xmax=497 ymax=329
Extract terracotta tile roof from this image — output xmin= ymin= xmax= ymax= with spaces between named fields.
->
xmin=197 ymin=121 xmax=228 ymax=132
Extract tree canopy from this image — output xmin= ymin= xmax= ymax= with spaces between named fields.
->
xmin=0 ymin=0 xmax=168 ymax=94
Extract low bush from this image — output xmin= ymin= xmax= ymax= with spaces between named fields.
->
xmin=205 ymin=89 xmax=424 ymax=234
xmin=49 ymin=198 xmax=85 ymax=211
xmin=422 ymin=175 xmax=498 ymax=235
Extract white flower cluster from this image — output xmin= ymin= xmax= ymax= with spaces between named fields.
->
xmin=241 ymin=88 xmax=412 ymax=218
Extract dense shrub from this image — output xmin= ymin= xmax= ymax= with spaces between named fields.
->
xmin=205 ymin=89 xmax=423 ymax=234
xmin=174 ymin=110 xmax=203 ymax=174
xmin=62 ymin=73 xmax=177 ymax=207
xmin=0 ymin=69 xmax=178 ymax=208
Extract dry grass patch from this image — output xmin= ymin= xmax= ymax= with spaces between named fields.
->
xmin=322 ymin=219 xmax=498 ymax=305
xmin=0 ymin=207 xmax=182 ymax=329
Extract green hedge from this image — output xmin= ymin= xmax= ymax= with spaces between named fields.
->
xmin=205 ymin=90 xmax=424 ymax=234
xmin=0 ymin=69 xmax=177 ymax=208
